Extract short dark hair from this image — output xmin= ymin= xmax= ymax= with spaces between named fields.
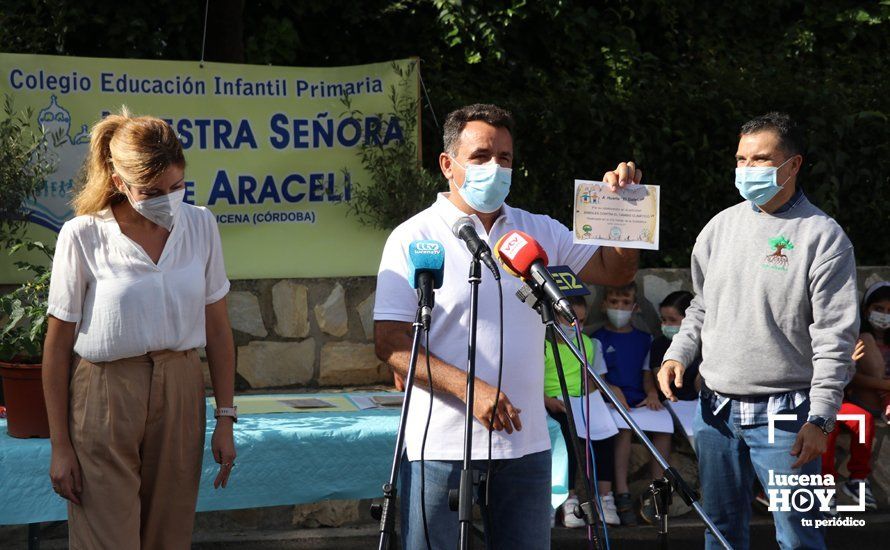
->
xmin=568 ymin=295 xmax=588 ymax=308
xmin=740 ymin=112 xmax=804 ymax=157
xmin=659 ymin=290 xmax=694 ymax=315
xmin=443 ymin=103 xmax=515 ymax=155
xmin=604 ymin=281 xmax=637 ymax=300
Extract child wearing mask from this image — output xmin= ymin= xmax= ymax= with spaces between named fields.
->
xmin=592 ymin=282 xmax=672 ymax=526
xmin=821 ymin=281 xmax=890 ymax=512
xmin=650 ymin=291 xmax=702 ymax=439
xmin=860 ymin=282 xmax=890 ymax=421
xmin=544 ymin=295 xmax=624 ymax=527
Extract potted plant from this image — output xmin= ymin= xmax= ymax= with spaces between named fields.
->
xmin=0 ymin=94 xmax=57 ymax=438
xmin=0 ymin=242 xmax=53 ymax=437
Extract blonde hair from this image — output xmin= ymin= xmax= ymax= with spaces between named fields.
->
xmin=72 ymin=107 xmax=185 ymax=216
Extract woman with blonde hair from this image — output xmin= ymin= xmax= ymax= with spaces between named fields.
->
xmin=42 ymin=107 xmax=237 ymax=548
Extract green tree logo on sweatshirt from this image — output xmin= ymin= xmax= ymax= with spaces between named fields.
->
xmin=764 ymin=235 xmax=794 ymax=270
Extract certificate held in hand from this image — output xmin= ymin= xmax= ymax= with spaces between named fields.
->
xmin=573 ymin=180 xmax=660 ymax=250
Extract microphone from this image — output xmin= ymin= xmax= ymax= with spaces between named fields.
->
xmin=493 ymin=230 xmax=577 ymax=323
xmin=407 ymin=240 xmax=445 ymax=330
xmin=451 ymin=217 xmax=500 ymax=280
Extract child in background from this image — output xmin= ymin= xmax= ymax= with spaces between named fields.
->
xmin=860 ymin=282 xmax=890 ymax=421
xmin=822 ymin=281 xmax=890 ymax=512
xmin=544 ymin=296 xmax=625 ymax=527
xmin=650 ymin=291 xmax=701 ymax=440
xmin=593 ymin=282 xmax=672 ymax=526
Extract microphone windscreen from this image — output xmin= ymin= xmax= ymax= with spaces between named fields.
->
xmin=407 ymin=240 xmax=445 ymax=289
xmin=452 ymin=216 xmax=473 ymax=239
xmin=494 ymin=230 xmax=548 ymax=279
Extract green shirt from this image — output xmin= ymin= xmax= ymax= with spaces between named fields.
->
xmin=544 ymin=333 xmax=601 ymax=398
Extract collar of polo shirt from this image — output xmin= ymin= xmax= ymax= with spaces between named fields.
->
xmin=434 ymin=192 xmax=515 ymax=233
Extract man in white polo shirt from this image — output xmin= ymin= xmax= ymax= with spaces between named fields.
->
xmin=374 ymin=103 xmax=641 ymax=548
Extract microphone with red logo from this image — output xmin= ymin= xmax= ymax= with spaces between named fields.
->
xmin=493 ymin=230 xmax=578 ymax=323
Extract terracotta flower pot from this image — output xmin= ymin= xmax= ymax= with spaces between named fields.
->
xmin=0 ymin=361 xmax=50 ymax=438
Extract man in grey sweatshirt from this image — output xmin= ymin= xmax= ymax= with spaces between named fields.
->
xmin=658 ymin=112 xmax=858 ymax=550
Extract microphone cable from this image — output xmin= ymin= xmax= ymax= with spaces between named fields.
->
xmin=485 ymin=276 xmax=505 ymax=514
xmin=419 ymin=328 xmax=434 ymax=550
xmin=579 ymin=391 xmax=612 ymax=550
xmin=575 ymin=322 xmax=599 ymax=550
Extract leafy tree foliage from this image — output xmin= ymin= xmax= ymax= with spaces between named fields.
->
xmin=2 ymin=0 xmax=887 ymax=266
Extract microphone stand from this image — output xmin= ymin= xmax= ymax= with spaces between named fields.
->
xmin=550 ymin=322 xmax=733 ymax=549
xmin=371 ymin=309 xmax=424 ymax=550
xmin=523 ymin=286 xmax=733 ymax=550
xmin=543 ymin=308 xmax=603 ymax=550
xmin=454 ymin=255 xmax=483 ymax=549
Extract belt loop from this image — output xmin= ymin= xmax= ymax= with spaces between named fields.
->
xmin=700 ymin=379 xmax=712 ymax=400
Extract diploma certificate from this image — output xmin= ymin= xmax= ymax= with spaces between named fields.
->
xmin=573 ymin=180 xmax=660 ymax=250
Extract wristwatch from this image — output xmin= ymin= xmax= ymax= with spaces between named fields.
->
xmin=214 ymin=406 xmax=238 ymax=423
xmin=806 ymin=415 xmax=835 ymax=435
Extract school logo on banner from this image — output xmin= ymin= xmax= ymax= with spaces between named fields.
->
xmin=27 ymin=95 xmax=89 ymax=232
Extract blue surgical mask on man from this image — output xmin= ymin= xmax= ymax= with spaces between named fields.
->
xmin=451 ymin=156 xmax=512 ymax=213
xmin=734 ymin=155 xmax=794 ymax=206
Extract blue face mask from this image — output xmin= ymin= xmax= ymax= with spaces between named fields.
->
xmin=734 ymin=156 xmax=794 ymax=206
xmin=661 ymin=324 xmax=680 ymax=340
xmin=452 ymin=157 xmax=512 ymax=213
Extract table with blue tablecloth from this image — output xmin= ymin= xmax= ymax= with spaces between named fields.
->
xmin=0 ymin=392 xmax=569 ymax=526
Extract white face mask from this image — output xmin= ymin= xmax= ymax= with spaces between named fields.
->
xmin=606 ymin=308 xmax=633 ymax=328
xmin=870 ymin=310 xmax=890 ymax=330
xmin=123 ymin=186 xmax=185 ymax=231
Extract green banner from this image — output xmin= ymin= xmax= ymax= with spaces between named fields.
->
xmin=0 ymin=53 xmax=419 ymax=281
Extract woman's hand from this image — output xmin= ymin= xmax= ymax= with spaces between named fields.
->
xmin=211 ymin=418 xmax=237 ymax=489
xmin=49 ymin=441 xmax=82 ymax=504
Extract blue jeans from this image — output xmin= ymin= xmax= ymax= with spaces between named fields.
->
xmin=399 ymin=450 xmax=552 ymax=550
xmin=694 ymin=394 xmax=826 ymax=550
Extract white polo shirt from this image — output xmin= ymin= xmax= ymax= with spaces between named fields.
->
xmin=374 ymin=193 xmax=597 ymax=461
xmin=47 ymin=203 xmax=230 ymax=363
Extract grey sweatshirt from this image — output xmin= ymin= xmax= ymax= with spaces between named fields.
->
xmin=664 ymin=196 xmax=859 ymax=418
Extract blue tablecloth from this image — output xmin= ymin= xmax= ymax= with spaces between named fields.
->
xmin=0 ymin=393 xmax=568 ymax=525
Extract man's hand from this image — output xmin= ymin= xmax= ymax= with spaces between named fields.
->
xmin=640 ymin=392 xmax=664 ymax=411
xmin=603 ymin=161 xmax=643 ymax=192
xmin=474 ymin=382 xmax=522 ymax=434
xmin=544 ymin=396 xmax=566 ymax=414
xmin=658 ymin=360 xmax=686 ymax=402
xmin=790 ymin=423 xmax=828 ymax=469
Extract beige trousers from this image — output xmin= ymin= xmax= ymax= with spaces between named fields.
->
xmin=68 ymin=349 xmax=206 ymax=550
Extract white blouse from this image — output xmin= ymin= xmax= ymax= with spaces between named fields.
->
xmin=47 ymin=203 xmax=230 ymax=362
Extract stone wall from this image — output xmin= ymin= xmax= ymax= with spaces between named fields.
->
xmin=216 ymin=266 xmax=890 ymax=391
xmin=213 ymin=277 xmax=384 ymax=391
